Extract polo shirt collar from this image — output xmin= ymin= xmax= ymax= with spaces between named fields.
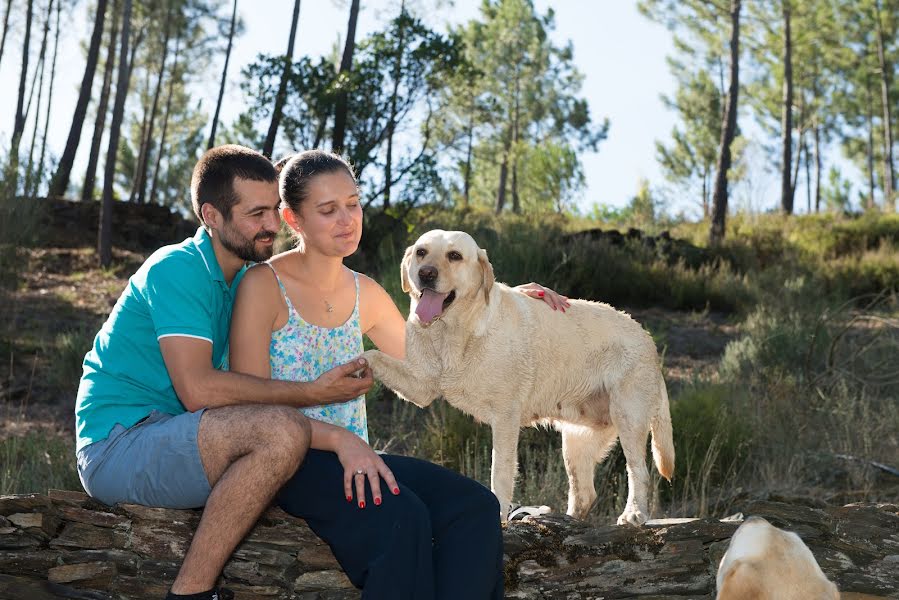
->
xmin=192 ymin=226 xmax=249 ymax=291
xmin=193 ymin=226 xmax=226 ymax=284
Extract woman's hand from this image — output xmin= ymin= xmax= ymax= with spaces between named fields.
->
xmin=333 ymin=429 xmax=400 ymax=508
xmin=514 ymin=282 xmax=571 ymax=312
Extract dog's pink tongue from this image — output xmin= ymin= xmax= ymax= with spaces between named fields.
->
xmin=415 ymin=289 xmax=449 ymax=324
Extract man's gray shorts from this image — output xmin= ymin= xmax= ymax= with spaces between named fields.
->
xmin=76 ymin=409 xmax=212 ymax=509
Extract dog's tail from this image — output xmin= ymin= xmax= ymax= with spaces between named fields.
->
xmin=650 ymin=374 xmax=675 ymax=481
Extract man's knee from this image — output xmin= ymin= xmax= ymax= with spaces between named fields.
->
xmin=205 ymin=405 xmax=310 ymax=466
xmin=256 ymin=407 xmax=310 ymax=471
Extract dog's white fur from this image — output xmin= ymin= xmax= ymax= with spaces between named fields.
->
xmin=716 ymin=516 xmax=840 ymax=600
xmin=362 ymin=230 xmax=674 ymax=524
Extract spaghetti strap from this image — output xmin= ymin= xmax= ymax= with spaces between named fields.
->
xmin=262 ymin=262 xmax=290 ymax=301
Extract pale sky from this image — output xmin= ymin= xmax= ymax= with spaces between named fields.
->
xmin=0 ymin=1 xmax=800 ymax=216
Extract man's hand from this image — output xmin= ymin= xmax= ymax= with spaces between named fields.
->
xmin=312 ymin=358 xmax=373 ymax=404
xmin=332 ymin=429 xmax=399 ymax=508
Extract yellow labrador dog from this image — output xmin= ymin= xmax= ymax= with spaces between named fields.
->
xmin=716 ymin=516 xmax=840 ymax=599
xmin=362 ymin=230 xmax=674 ymax=524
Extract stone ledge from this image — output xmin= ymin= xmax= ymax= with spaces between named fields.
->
xmin=1 ymin=491 xmax=897 ymax=599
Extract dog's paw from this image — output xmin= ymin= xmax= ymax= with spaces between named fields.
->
xmin=360 ymin=349 xmax=380 ymax=368
xmin=616 ymin=507 xmax=648 ymax=526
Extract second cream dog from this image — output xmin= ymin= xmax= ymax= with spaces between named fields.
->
xmin=363 ymin=230 xmax=674 ymax=524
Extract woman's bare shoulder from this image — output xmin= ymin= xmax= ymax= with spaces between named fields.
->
xmin=237 ymin=262 xmax=279 ymax=297
xmin=356 ymin=271 xmax=391 ymax=299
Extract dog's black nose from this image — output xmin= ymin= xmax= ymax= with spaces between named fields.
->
xmin=418 ymin=265 xmax=438 ymax=284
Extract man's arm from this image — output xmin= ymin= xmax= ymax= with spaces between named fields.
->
xmin=159 ymin=336 xmax=372 ymax=413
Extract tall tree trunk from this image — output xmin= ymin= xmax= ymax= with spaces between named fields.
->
xmin=716 ymin=56 xmax=726 ymax=120
xmin=811 ymin=73 xmax=822 ymax=214
xmin=709 ymin=0 xmax=740 ymax=246
xmin=312 ymin=116 xmax=327 ymax=148
xmin=82 ymin=0 xmax=120 ymax=202
xmin=9 ymin=0 xmax=34 ymax=190
xmin=24 ymin=56 xmax=45 ymax=197
xmin=331 ymin=0 xmax=359 ymax=156
xmin=128 ymin=69 xmax=152 ymax=203
xmin=791 ymin=127 xmax=803 ymax=201
xmin=813 ymin=122 xmax=821 ymax=213
xmin=135 ymin=6 xmax=173 ymax=205
xmin=99 ymin=0 xmax=132 ymax=268
xmin=122 ymin=26 xmax=146 ymax=110
xmin=149 ymin=36 xmax=181 ymax=206
xmin=702 ymin=169 xmax=709 ymax=217
xmin=780 ymin=0 xmax=794 ymax=215
xmin=208 ymin=0 xmax=237 ymax=150
xmin=495 ymin=129 xmax=511 ymax=214
xmin=511 ymin=74 xmax=521 ymax=214
xmin=803 ymin=136 xmax=811 ymax=213
xmin=383 ymin=1 xmax=407 ymax=209
xmin=0 ymin=0 xmax=13 ymax=73
xmin=262 ymin=0 xmax=301 ymax=158
xmin=511 ymin=162 xmax=520 ymax=213
xmin=874 ymin=0 xmax=895 ymax=210
xmin=36 ymin=0 xmax=61 ymax=197
xmin=118 ymin=23 xmax=146 ymax=199
xmin=462 ymin=113 xmax=473 ymax=209
xmin=48 ymin=0 xmax=108 ymax=199
xmin=24 ymin=0 xmax=52 ymax=198
xmin=866 ymin=74 xmax=876 ymax=210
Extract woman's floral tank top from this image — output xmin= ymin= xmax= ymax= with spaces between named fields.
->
xmin=264 ymin=263 xmax=368 ymax=441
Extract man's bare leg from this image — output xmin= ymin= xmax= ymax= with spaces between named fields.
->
xmin=169 ymin=405 xmax=311 ymax=594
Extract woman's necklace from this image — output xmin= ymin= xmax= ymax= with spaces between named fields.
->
xmin=295 ymin=255 xmax=339 ymax=314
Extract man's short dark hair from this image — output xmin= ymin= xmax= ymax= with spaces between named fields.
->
xmin=190 ymin=145 xmax=277 ymax=224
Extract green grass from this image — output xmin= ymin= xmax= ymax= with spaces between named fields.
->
xmin=3 ymin=202 xmax=899 ymax=519
xmin=0 ymin=431 xmax=80 ymax=495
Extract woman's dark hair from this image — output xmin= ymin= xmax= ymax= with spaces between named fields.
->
xmin=279 ymin=149 xmax=356 ymax=213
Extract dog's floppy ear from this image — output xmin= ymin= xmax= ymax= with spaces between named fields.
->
xmin=478 ymin=248 xmax=494 ymax=304
xmin=400 ymin=245 xmax=414 ymax=294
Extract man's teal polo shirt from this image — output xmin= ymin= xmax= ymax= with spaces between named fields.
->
xmin=75 ymin=227 xmax=247 ymax=452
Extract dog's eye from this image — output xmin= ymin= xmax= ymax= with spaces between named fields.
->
xmin=416 ymin=248 xmax=427 ymax=258
xmin=447 ymin=251 xmax=463 ymax=261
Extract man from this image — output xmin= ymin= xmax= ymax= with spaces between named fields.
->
xmin=75 ymin=145 xmax=373 ymax=599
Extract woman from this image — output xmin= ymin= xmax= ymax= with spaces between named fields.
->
xmin=229 ymin=149 xmax=569 ymax=599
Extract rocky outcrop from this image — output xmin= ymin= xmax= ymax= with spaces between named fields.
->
xmin=31 ymin=197 xmax=198 ymax=252
xmin=0 ymin=490 xmax=897 ymax=599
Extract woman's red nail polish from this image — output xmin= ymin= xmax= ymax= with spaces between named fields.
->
xmin=538 ymin=291 xmax=545 ymax=297
xmin=346 ymin=495 xmax=352 ymax=502
xmin=393 ymin=487 xmax=400 ymax=495
xmin=375 ymin=497 xmax=382 ymax=506
xmin=359 ymin=501 xmax=365 ymax=509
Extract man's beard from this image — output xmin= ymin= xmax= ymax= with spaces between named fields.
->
xmin=219 ymin=222 xmax=276 ymax=263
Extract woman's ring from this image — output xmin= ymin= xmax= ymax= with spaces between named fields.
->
xmin=355 ymin=469 xmax=365 ymax=475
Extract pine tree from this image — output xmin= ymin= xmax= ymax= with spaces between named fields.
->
xmin=208 ymin=0 xmax=238 ymax=149
xmin=262 ymin=0 xmax=300 ymax=158
xmin=331 ymin=0 xmax=359 ymax=156
xmin=48 ymin=0 xmax=108 ymax=198
xmin=99 ymin=0 xmax=131 ymax=267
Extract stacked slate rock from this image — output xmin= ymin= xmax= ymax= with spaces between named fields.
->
xmin=1 ymin=490 xmax=897 ymax=599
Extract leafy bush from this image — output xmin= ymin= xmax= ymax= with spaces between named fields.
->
xmin=720 ymin=276 xmax=832 ymax=385
xmin=664 ymin=383 xmax=751 ymax=516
